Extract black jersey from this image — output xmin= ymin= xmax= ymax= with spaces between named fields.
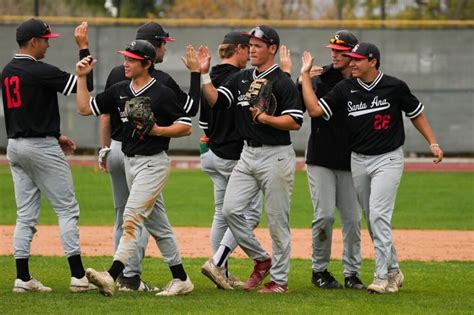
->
xmin=2 ymin=50 xmax=93 ymax=138
xmin=90 ymin=78 xmax=191 ymax=156
xmin=216 ymin=64 xmax=303 ymax=145
xmin=105 ymin=65 xmax=200 ymax=141
xmin=199 ymin=63 xmax=243 ymax=160
xmin=319 ymin=72 xmax=424 ymax=155
xmin=305 ymin=65 xmax=351 ymax=170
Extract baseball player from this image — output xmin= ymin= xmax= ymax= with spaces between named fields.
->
xmin=201 ymin=25 xmax=304 ymax=293
xmin=75 ymin=40 xmax=194 ymax=297
xmin=2 ymin=18 xmax=96 ymax=293
xmin=300 ymin=42 xmax=444 ymax=294
xmin=97 ymin=22 xmax=200 ymax=292
xmin=199 ymin=31 xmax=263 ymax=290
xmin=299 ymin=30 xmax=365 ymax=290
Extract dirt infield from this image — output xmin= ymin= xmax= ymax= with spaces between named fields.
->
xmin=1 ymin=225 xmax=472 ymax=261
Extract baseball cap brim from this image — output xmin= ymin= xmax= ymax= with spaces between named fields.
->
xmin=163 ymin=36 xmax=175 ymax=42
xmin=343 ymin=52 xmax=368 ymax=59
xmin=40 ymin=33 xmax=60 ymax=38
xmin=325 ymin=43 xmax=352 ymax=51
xmin=117 ymin=50 xmax=145 ymax=60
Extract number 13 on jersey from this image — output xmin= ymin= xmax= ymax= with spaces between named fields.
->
xmin=3 ymin=76 xmax=22 ymax=109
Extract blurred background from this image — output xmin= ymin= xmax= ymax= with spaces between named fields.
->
xmin=0 ymin=0 xmax=473 ymax=155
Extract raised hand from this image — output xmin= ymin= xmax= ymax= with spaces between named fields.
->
xmin=181 ymin=45 xmax=200 ymax=73
xmin=76 ymin=56 xmax=96 ymax=77
xmin=74 ymin=21 xmax=89 ymax=49
xmin=279 ymin=45 xmax=292 ymax=75
xmin=301 ymin=51 xmax=314 ymax=76
xmin=197 ymin=46 xmax=211 ymax=74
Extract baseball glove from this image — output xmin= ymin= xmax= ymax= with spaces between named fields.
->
xmin=245 ymin=78 xmax=277 ymax=123
xmin=124 ymin=96 xmax=156 ymax=135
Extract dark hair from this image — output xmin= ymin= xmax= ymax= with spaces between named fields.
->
xmin=17 ymin=39 xmax=29 ymax=48
xmin=148 ymin=39 xmax=164 ymax=49
xmin=140 ymin=59 xmax=154 ymax=74
xmin=369 ymin=57 xmax=380 ymax=70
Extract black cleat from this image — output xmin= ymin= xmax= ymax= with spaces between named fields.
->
xmin=116 ymin=275 xmax=159 ymax=292
xmin=344 ymin=275 xmax=367 ymax=290
xmin=312 ymin=270 xmax=342 ymax=289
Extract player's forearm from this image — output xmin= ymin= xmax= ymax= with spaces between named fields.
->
xmin=76 ymin=76 xmax=93 ymax=116
xmin=410 ymin=112 xmax=438 ymax=145
xmin=201 ymin=81 xmax=218 ymax=108
xmin=99 ymin=114 xmax=112 ymax=147
xmin=301 ymin=73 xmax=324 ymax=118
xmin=186 ymin=72 xmax=201 ymax=116
xmin=258 ymin=114 xmax=301 ymax=131
xmin=149 ymin=123 xmax=192 ymax=138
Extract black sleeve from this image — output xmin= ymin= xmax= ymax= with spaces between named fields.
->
xmin=319 ymin=82 xmax=344 ymax=120
xmin=163 ymin=73 xmax=200 ymax=117
xmin=398 ymin=80 xmax=424 ymax=118
xmin=156 ymin=87 xmax=192 ymax=127
xmin=79 ymin=48 xmax=94 ymax=91
xmin=90 ymin=85 xmax=118 ymax=116
xmin=274 ymin=77 xmax=304 ymax=125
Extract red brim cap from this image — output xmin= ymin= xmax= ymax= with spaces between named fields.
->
xmin=117 ymin=50 xmax=145 ymax=60
xmin=163 ymin=36 xmax=176 ymax=42
xmin=325 ymin=43 xmax=352 ymax=51
xmin=343 ymin=52 xmax=368 ymax=59
xmin=41 ymin=33 xmax=60 ymax=38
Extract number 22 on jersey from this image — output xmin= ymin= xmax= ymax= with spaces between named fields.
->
xmin=3 ymin=76 xmax=22 ymax=109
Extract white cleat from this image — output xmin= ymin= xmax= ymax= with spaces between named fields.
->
xmin=85 ymin=268 xmax=115 ymax=297
xmin=13 ymin=278 xmax=52 ymax=293
xmin=201 ymin=259 xmax=233 ymax=290
xmin=367 ymin=278 xmax=388 ymax=294
xmin=156 ymin=277 xmax=194 ymax=297
xmin=387 ymin=271 xmax=405 ymax=293
xmin=70 ymin=275 xmax=98 ymax=293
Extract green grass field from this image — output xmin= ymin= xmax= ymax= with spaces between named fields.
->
xmin=0 ymin=256 xmax=472 ymax=314
xmin=0 ymin=165 xmax=473 ymax=229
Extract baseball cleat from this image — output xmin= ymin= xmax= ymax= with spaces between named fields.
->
xmin=70 ymin=275 xmax=97 ymax=293
xmin=312 ymin=270 xmax=342 ymax=289
xmin=387 ymin=270 xmax=404 ymax=293
xmin=85 ymin=268 xmax=115 ymax=297
xmin=367 ymin=278 xmax=388 ymax=294
xmin=156 ymin=277 xmax=194 ymax=297
xmin=13 ymin=278 xmax=52 ymax=293
xmin=117 ymin=275 xmax=159 ymax=292
xmin=243 ymin=258 xmax=271 ymax=291
xmin=227 ymin=273 xmax=245 ymax=289
xmin=344 ymin=275 xmax=367 ymax=290
xmin=201 ymin=259 xmax=233 ymax=290
xmin=258 ymin=281 xmax=288 ymax=294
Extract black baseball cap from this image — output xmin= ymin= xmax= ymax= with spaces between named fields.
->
xmin=221 ymin=31 xmax=250 ymax=46
xmin=117 ymin=40 xmax=156 ymax=61
xmin=343 ymin=42 xmax=380 ymax=61
xmin=243 ymin=25 xmax=280 ymax=47
xmin=136 ymin=22 xmax=175 ymax=44
xmin=326 ymin=30 xmax=358 ymax=51
xmin=16 ymin=18 xmax=60 ymax=41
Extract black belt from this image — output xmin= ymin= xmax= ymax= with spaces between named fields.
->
xmin=245 ymin=139 xmax=263 ymax=147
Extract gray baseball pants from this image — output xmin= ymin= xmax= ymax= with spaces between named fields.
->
xmin=307 ymin=165 xmax=362 ymax=277
xmin=107 ymin=139 xmax=151 ymax=277
xmin=7 ymin=138 xmax=81 ymax=259
xmin=351 ymin=147 xmax=404 ymax=280
xmin=223 ymin=144 xmax=296 ymax=285
xmin=113 ymin=151 xmax=182 ymax=268
xmin=200 ymin=148 xmax=262 ymax=254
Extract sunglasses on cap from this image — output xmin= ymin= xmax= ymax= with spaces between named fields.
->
xmin=329 ymin=37 xmax=350 ymax=46
xmin=248 ymin=27 xmax=275 ymax=44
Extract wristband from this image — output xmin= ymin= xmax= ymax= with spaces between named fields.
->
xmin=429 ymin=143 xmax=440 ymax=148
xmin=201 ymin=73 xmax=212 ymax=85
